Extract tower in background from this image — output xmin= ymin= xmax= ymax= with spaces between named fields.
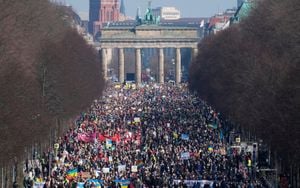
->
xmin=89 ymin=0 xmax=100 ymax=34
xmin=120 ymin=0 xmax=125 ymax=16
xmin=99 ymin=0 xmax=120 ymax=23
xmin=89 ymin=0 xmax=121 ymax=35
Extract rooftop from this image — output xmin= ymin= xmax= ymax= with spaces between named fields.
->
xmin=102 ymin=17 xmax=208 ymax=28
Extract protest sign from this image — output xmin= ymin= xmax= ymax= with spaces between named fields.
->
xmin=106 ymin=139 xmax=112 ymax=148
xmin=181 ymin=134 xmax=189 ymax=140
xmin=131 ymin=165 xmax=138 ymax=172
xmin=118 ymin=165 xmax=126 ymax=172
xmin=181 ymin=152 xmax=190 ymax=160
xmin=102 ymin=167 xmax=110 ymax=173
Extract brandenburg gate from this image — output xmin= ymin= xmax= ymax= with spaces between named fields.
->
xmin=95 ymin=24 xmax=200 ymax=85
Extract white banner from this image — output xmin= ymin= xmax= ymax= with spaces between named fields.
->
xmin=33 ymin=182 xmax=45 ymax=188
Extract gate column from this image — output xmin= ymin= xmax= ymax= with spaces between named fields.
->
xmin=135 ymin=48 xmax=142 ymax=85
xmin=159 ymin=48 xmax=164 ymax=84
xmin=175 ymin=48 xmax=181 ymax=84
xmin=118 ymin=48 xmax=125 ymax=83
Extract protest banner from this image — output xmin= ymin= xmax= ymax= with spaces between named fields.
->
xmin=33 ymin=182 xmax=45 ymax=188
xmin=180 ymin=152 xmax=190 ymax=160
xmin=173 ymin=180 xmax=214 ymax=187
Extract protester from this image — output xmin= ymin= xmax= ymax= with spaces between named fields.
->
xmin=24 ymin=83 xmax=263 ymax=188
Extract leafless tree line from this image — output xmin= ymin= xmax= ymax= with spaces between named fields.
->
xmin=0 ymin=0 xmax=104 ymax=170
xmin=189 ymin=0 xmax=300 ymax=172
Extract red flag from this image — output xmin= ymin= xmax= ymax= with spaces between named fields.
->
xmin=98 ymin=134 xmax=107 ymax=141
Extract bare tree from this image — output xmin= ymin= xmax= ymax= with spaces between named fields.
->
xmin=189 ymin=0 xmax=300 ymax=172
xmin=0 ymin=0 xmax=104 ymax=166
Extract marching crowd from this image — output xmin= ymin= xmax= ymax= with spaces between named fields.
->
xmin=23 ymin=83 xmax=263 ymax=188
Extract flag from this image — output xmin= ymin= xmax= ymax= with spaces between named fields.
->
xmin=77 ymin=132 xmax=96 ymax=143
xmin=136 ymin=160 xmax=144 ymax=168
xmin=106 ymin=139 xmax=112 ymax=148
xmin=219 ymin=130 xmax=224 ymax=140
xmin=208 ymin=123 xmax=218 ymax=129
xmin=181 ymin=134 xmax=189 ymax=140
xmin=98 ymin=134 xmax=107 ymax=142
xmin=66 ymin=168 xmax=78 ymax=180
xmin=111 ymin=134 xmax=120 ymax=142
xmin=76 ymin=182 xmax=85 ymax=188
xmin=173 ymin=132 xmax=178 ymax=139
xmin=87 ymin=179 xmax=102 ymax=188
xmin=114 ymin=180 xmax=130 ymax=188
xmin=200 ymin=19 xmax=205 ymax=27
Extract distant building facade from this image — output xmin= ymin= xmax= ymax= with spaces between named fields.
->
xmin=89 ymin=0 xmax=121 ymax=35
xmin=204 ymin=0 xmax=256 ymax=35
xmin=152 ymin=7 xmax=181 ymax=20
xmin=99 ymin=0 xmax=120 ymax=23
xmin=205 ymin=9 xmax=236 ymax=35
xmin=89 ymin=0 xmax=100 ymax=34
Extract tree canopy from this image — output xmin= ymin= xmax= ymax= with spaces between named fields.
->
xmin=0 ymin=0 xmax=105 ymax=163
xmin=189 ymin=0 xmax=300 ymax=166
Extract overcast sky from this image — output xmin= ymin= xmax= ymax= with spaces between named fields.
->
xmin=65 ymin=0 xmax=237 ymax=20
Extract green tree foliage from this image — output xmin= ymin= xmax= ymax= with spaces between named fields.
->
xmin=189 ymin=0 xmax=300 ymax=166
xmin=0 ymin=0 xmax=105 ymax=163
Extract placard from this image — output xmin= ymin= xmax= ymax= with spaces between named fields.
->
xmin=102 ymin=167 xmax=110 ymax=173
xmin=180 ymin=152 xmax=190 ymax=160
xmin=131 ymin=165 xmax=138 ymax=172
xmin=118 ymin=165 xmax=126 ymax=172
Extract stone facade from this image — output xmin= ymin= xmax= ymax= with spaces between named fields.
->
xmin=101 ymin=26 xmax=199 ymax=39
xmin=89 ymin=0 xmax=120 ymax=35
xmin=97 ymin=25 xmax=200 ymax=85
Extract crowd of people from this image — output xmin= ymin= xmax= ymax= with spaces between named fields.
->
xmin=23 ymin=83 xmax=264 ymax=188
